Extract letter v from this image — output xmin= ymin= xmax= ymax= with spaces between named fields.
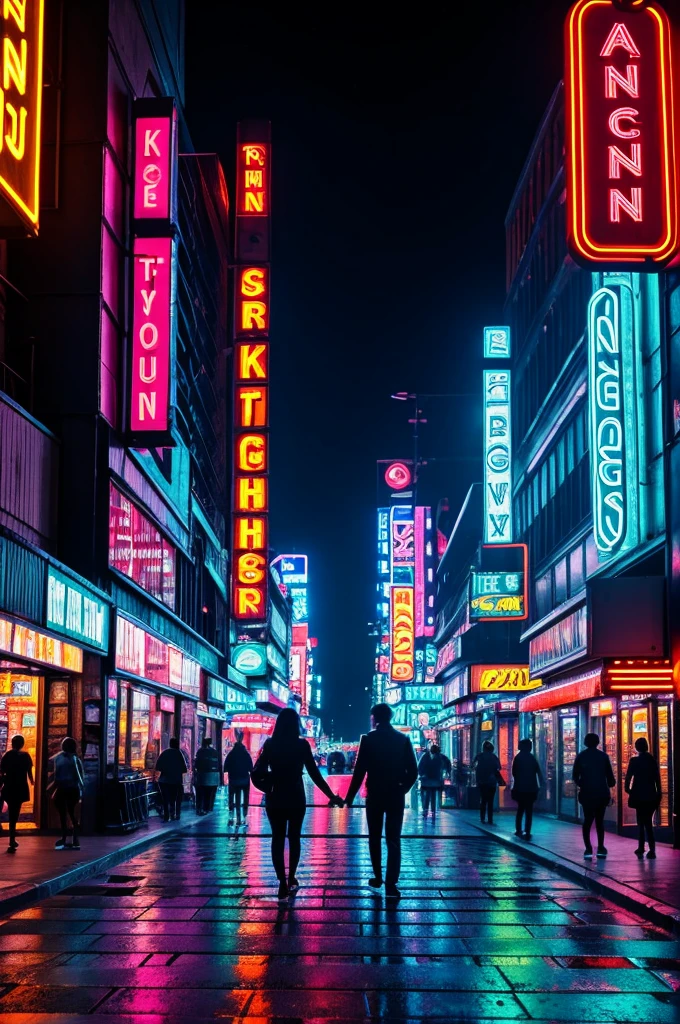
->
xmin=142 ymin=289 xmax=156 ymax=316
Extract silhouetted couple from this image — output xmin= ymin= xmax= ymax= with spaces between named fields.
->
xmin=253 ymin=703 xmax=417 ymax=901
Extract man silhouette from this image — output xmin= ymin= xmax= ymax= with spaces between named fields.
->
xmin=345 ymin=703 xmax=418 ymax=898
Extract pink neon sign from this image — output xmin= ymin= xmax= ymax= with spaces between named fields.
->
xmin=130 ymin=237 xmax=172 ymax=433
xmin=415 ymin=506 xmax=425 ymax=638
xmin=133 ymin=114 xmax=173 ymax=221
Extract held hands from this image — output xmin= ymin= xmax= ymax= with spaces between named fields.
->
xmin=328 ymin=795 xmax=345 ymax=808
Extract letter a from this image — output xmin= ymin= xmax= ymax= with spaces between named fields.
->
xmin=600 ymin=23 xmax=641 ymax=58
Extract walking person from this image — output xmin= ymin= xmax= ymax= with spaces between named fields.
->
xmin=511 ymin=738 xmax=542 ymax=840
xmin=224 ymin=729 xmax=253 ymax=827
xmin=625 ymin=737 xmax=662 ymax=860
xmin=0 ymin=735 xmax=33 ymax=854
xmin=473 ymin=740 xmax=502 ymax=825
xmin=418 ymin=743 xmax=443 ymax=818
xmin=53 ymin=737 xmax=84 ymax=850
xmin=252 ymin=708 xmax=342 ymax=902
xmin=345 ymin=703 xmax=419 ymax=899
xmin=155 ymin=737 xmax=187 ymax=822
xmin=194 ymin=737 xmax=221 ymax=815
xmin=573 ymin=733 xmax=616 ymax=859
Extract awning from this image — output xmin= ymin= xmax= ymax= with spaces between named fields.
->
xmin=518 ymin=669 xmax=601 ymax=713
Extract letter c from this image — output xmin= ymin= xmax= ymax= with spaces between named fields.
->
xmin=608 ymin=107 xmax=640 ymax=139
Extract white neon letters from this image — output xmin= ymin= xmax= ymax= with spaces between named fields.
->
xmin=484 ymin=370 xmax=512 ymax=543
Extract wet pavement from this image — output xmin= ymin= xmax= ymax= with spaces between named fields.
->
xmin=0 ymin=798 xmax=679 ymax=1021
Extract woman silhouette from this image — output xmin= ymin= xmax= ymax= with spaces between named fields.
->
xmin=253 ymin=708 xmax=342 ymax=901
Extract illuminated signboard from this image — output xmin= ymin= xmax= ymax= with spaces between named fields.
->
xmin=385 ymin=685 xmax=403 ymax=705
xmin=471 ymin=666 xmax=540 ymax=692
xmin=133 ymin=99 xmax=177 ymax=224
xmin=390 ymin=586 xmax=415 ymax=682
xmin=443 ymin=669 xmax=467 ymax=705
xmin=0 ymin=614 xmax=83 ymax=672
xmin=271 ymin=554 xmax=308 ymax=584
xmin=236 ymin=266 xmax=270 ymax=336
xmin=232 ymin=642 xmax=267 ymax=676
xmin=565 ymin=0 xmax=678 ymax=266
xmin=384 ymin=461 xmax=412 ymax=491
xmin=115 ymin=614 xmax=199 ymax=695
xmin=484 ymin=326 xmax=511 ymax=359
xmin=46 ymin=567 xmax=109 ymax=652
xmin=588 ymin=283 xmax=636 ymax=558
xmin=390 ymin=505 xmax=414 ymax=582
xmin=529 ymin=605 xmax=588 ymax=674
xmin=483 ymin=370 xmax=512 ymax=543
xmin=606 ymin=658 xmax=673 ymax=692
xmin=236 ymin=141 xmax=270 ymax=216
xmin=0 ymin=0 xmax=44 ymax=234
xmin=435 ymin=637 xmax=461 ymax=676
xmin=129 ymin=236 xmax=174 ymax=434
xmin=404 ymin=685 xmax=443 ymax=702
xmin=470 ymin=571 xmax=526 ymax=619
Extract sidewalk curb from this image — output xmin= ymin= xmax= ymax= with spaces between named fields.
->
xmin=471 ymin=821 xmax=680 ymax=935
xmin=0 ymin=820 xmax=194 ymax=918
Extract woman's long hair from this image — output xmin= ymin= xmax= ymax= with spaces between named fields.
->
xmin=271 ymin=707 xmax=301 ymax=748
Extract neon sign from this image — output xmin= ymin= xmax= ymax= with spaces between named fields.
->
xmin=588 ymin=284 xmax=630 ymax=557
xmin=384 ymin=462 xmax=411 ymax=490
xmin=470 ymin=543 xmax=529 ymax=621
xmin=129 ymin=238 xmax=173 ymax=433
xmin=0 ymin=0 xmax=44 ymax=233
xmin=0 ymin=614 xmax=82 ymax=672
xmin=471 ymin=666 xmax=540 ymax=693
xmin=133 ymin=100 xmax=177 ymax=224
xmin=237 ymin=266 xmax=270 ymax=335
xmin=565 ymin=0 xmax=678 ymax=266
xmin=484 ymin=327 xmax=511 ymax=359
xmin=390 ymin=505 xmax=414 ymax=582
xmin=237 ymin=142 xmax=270 ymax=216
xmin=483 ymin=370 xmax=512 ymax=543
xmin=232 ymin=642 xmax=267 ymax=676
xmin=390 ymin=586 xmax=414 ymax=682
xmin=46 ymin=568 xmax=109 ymax=652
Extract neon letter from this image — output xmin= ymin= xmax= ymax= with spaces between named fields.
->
xmin=236 ymin=517 xmax=265 ymax=550
xmin=4 ymin=1 xmax=27 ymax=33
xmin=5 ymin=102 xmax=26 ymax=160
xmin=139 ymin=322 xmax=159 ymax=349
xmin=241 ymin=268 xmax=266 ymax=297
xmin=238 ymin=477 xmax=267 ymax=511
xmin=600 ymin=23 xmax=641 ymax=58
xmin=238 ymin=434 xmax=266 ymax=472
xmin=243 ymin=145 xmax=265 ymax=166
xmin=241 ymin=300 xmax=267 ymax=331
xmin=238 ymin=388 xmax=266 ymax=427
xmin=3 ymin=38 xmax=26 ymax=95
xmin=605 ymin=65 xmax=639 ymax=99
xmin=144 ymin=129 xmax=161 ymax=157
xmin=609 ymin=188 xmax=642 ymax=222
xmin=237 ymin=552 xmax=266 ymax=584
xmin=237 ymin=587 xmax=263 ymax=617
xmin=608 ymin=108 xmax=640 ymax=139
xmin=238 ymin=344 xmax=267 ymax=379
xmin=139 ymin=392 xmax=156 ymax=421
xmin=608 ymin=143 xmax=641 ymax=179
xmin=138 ymin=356 xmax=157 ymax=383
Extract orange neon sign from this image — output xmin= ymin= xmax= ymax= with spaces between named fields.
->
xmin=236 ymin=385 xmax=268 ymax=428
xmin=236 ymin=342 xmax=268 ymax=381
xmin=0 ymin=0 xmax=44 ymax=233
xmin=565 ymin=0 xmax=678 ymax=266
xmin=237 ymin=266 xmax=270 ymax=335
xmin=390 ymin=586 xmax=415 ymax=682
xmin=236 ymin=143 xmax=269 ymax=216
xmin=237 ymin=433 xmax=267 ymax=472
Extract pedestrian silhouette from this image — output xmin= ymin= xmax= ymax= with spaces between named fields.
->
xmin=625 ymin=737 xmax=661 ymax=860
xmin=224 ymin=728 xmax=253 ymax=826
xmin=155 ymin=737 xmax=188 ymax=822
xmin=194 ymin=737 xmax=220 ymax=815
xmin=572 ymin=732 xmax=615 ymax=859
xmin=0 ymin=735 xmax=34 ymax=854
xmin=252 ymin=707 xmax=342 ymax=902
xmin=511 ymin=738 xmax=542 ymax=840
xmin=473 ymin=740 xmax=502 ymax=825
xmin=52 ymin=737 xmax=84 ymax=850
xmin=418 ymin=742 xmax=443 ymax=818
xmin=345 ymin=702 xmax=418 ymax=899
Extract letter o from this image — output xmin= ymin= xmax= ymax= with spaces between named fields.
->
xmin=139 ymin=322 xmax=159 ymax=349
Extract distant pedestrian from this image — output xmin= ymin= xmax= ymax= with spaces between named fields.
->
xmin=0 ymin=735 xmax=33 ymax=853
xmin=345 ymin=703 xmax=419 ymax=899
xmin=473 ymin=740 xmax=502 ymax=825
xmin=224 ymin=729 xmax=253 ymax=826
xmin=252 ymin=708 xmax=342 ymax=902
xmin=573 ymin=733 xmax=616 ymax=859
xmin=418 ymin=743 xmax=443 ymax=818
xmin=194 ymin=737 xmax=221 ymax=815
xmin=511 ymin=738 xmax=542 ymax=840
xmin=53 ymin=737 xmax=84 ymax=850
xmin=625 ymin=737 xmax=661 ymax=860
xmin=155 ymin=738 xmax=188 ymax=822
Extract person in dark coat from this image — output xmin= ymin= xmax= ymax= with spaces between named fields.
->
xmin=52 ymin=737 xmax=84 ymax=850
xmin=418 ymin=743 xmax=443 ymax=818
xmin=345 ymin=703 xmax=419 ymax=899
xmin=0 ymin=735 xmax=33 ymax=853
xmin=511 ymin=738 xmax=542 ymax=840
xmin=194 ymin=737 xmax=221 ymax=815
xmin=253 ymin=708 xmax=342 ymax=902
xmin=573 ymin=733 xmax=616 ymax=859
xmin=473 ymin=740 xmax=502 ymax=825
xmin=625 ymin=737 xmax=662 ymax=859
xmin=223 ymin=729 xmax=253 ymax=826
xmin=155 ymin=738 xmax=188 ymax=822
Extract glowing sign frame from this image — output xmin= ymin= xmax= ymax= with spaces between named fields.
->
xmin=484 ymin=326 xmax=511 ymax=359
xmin=470 ymin=543 xmax=529 ymax=621
xmin=483 ymin=370 xmax=512 ymax=543
xmin=390 ymin=586 xmax=415 ymax=682
xmin=232 ymin=642 xmax=267 ymax=676
xmin=132 ymin=99 xmax=177 ymax=226
xmin=129 ymin=237 xmax=174 ymax=434
xmin=471 ymin=665 xmax=540 ymax=693
xmin=384 ymin=461 xmax=412 ymax=490
xmin=565 ymin=0 xmax=678 ymax=266
xmin=0 ymin=0 xmax=44 ymax=234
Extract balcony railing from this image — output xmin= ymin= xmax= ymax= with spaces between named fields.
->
xmin=0 ymin=389 xmax=58 ymax=551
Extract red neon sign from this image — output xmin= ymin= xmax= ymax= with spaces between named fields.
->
xmin=606 ymin=659 xmax=673 ymax=692
xmin=237 ymin=266 xmax=270 ymax=336
xmin=236 ymin=143 xmax=270 ymax=216
xmin=133 ymin=108 xmax=176 ymax=222
xmin=129 ymin=237 xmax=172 ymax=432
xmin=385 ymin=462 xmax=412 ymax=490
xmin=565 ymin=0 xmax=678 ymax=266
xmin=390 ymin=586 xmax=415 ymax=682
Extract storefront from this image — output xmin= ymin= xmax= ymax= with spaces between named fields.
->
xmin=229 ymin=711 xmax=279 ymax=759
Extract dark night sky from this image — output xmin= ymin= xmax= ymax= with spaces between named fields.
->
xmin=185 ymin=0 xmax=578 ymax=739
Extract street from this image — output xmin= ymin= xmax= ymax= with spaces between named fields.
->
xmin=0 ymin=803 xmax=678 ymax=1022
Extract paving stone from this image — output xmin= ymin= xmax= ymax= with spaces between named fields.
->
xmin=516 ymin=991 xmax=679 ymax=1021
xmin=0 ymin=986 xmax=111 ymax=1013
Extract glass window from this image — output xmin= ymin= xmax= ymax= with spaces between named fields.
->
xmin=554 ymin=557 xmax=567 ymax=605
xmin=585 ymin=533 xmax=600 ymax=576
xmin=535 ymin=571 xmax=551 ymax=620
xmin=109 ymin=484 xmax=177 ymax=609
xmin=130 ymin=690 xmax=160 ymax=772
xmin=569 ymin=545 xmax=584 ymax=596
xmin=549 ymin=453 xmax=556 ymax=499
xmin=575 ymin=411 xmax=585 ymax=462
xmin=566 ymin=424 xmax=575 ymax=474
xmin=540 ymin=463 xmax=548 ymax=509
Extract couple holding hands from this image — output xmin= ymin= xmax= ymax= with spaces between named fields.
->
xmin=252 ymin=704 xmax=417 ymax=901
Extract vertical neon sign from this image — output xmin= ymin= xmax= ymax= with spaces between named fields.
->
xmin=133 ymin=100 xmax=177 ymax=223
xmin=129 ymin=237 xmax=173 ymax=432
xmin=484 ymin=370 xmax=512 ymax=543
xmin=389 ymin=505 xmax=414 ymax=683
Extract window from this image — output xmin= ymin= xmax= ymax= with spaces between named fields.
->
xmin=554 ymin=557 xmax=568 ymax=605
xmin=569 ymin=544 xmax=585 ymax=597
xmin=108 ymin=483 xmax=177 ymax=609
xmin=535 ymin=571 xmax=551 ymax=620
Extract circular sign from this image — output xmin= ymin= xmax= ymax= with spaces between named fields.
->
xmin=232 ymin=643 xmax=267 ymax=676
xmin=384 ymin=462 xmax=411 ymax=490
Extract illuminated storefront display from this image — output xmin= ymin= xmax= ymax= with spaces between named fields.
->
xmin=114 ymin=614 xmax=200 ymax=696
xmin=484 ymin=326 xmax=511 ymax=358
xmin=588 ymin=282 xmax=637 ymax=558
xmin=232 ymin=642 xmax=267 ymax=676
xmin=0 ymin=0 xmax=44 ymax=234
xmin=390 ymin=586 xmax=415 ymax=682
xmin=133 ymin=99 xmax=177 ymax=223
xmin=129 ymin=236 xmax=174 ymax=433
xmin=529 ymin=605 xmax=588 ymax=674
xmin=108 ymin=484 xmax=176 ymax=610
xmin=0 ymin=615 xmax=83 ymax=672
xmin=483 ymin=370 xmax=512 ymax=543
xmin=46 ymin=568 xmax=109 ymax=652
xmin=471 ymin=666 xmax=539 ymax=692
xmin=565 ymin=0 xmax=678 ymax=266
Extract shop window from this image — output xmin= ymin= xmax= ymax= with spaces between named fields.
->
xmin=109 ymin=484 xmax=177 ymax=609
xmin=535 ymin=571 xmax=551 ymax=620
xmin=585 ymin=533 xmax=600 ymax=577
xmin=130 ymin=689 xmax=160 ymax=772
xmin=0 ymin=672 xmax=40 ymax=826
xmin=554 ymin=557 xmax=567 ymax=606
xmin=569 ymin=544 xmax=584 ymax=597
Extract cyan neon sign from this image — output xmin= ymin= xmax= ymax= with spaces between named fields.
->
xmin=484 ymin=370 xmax=512 ymax=543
